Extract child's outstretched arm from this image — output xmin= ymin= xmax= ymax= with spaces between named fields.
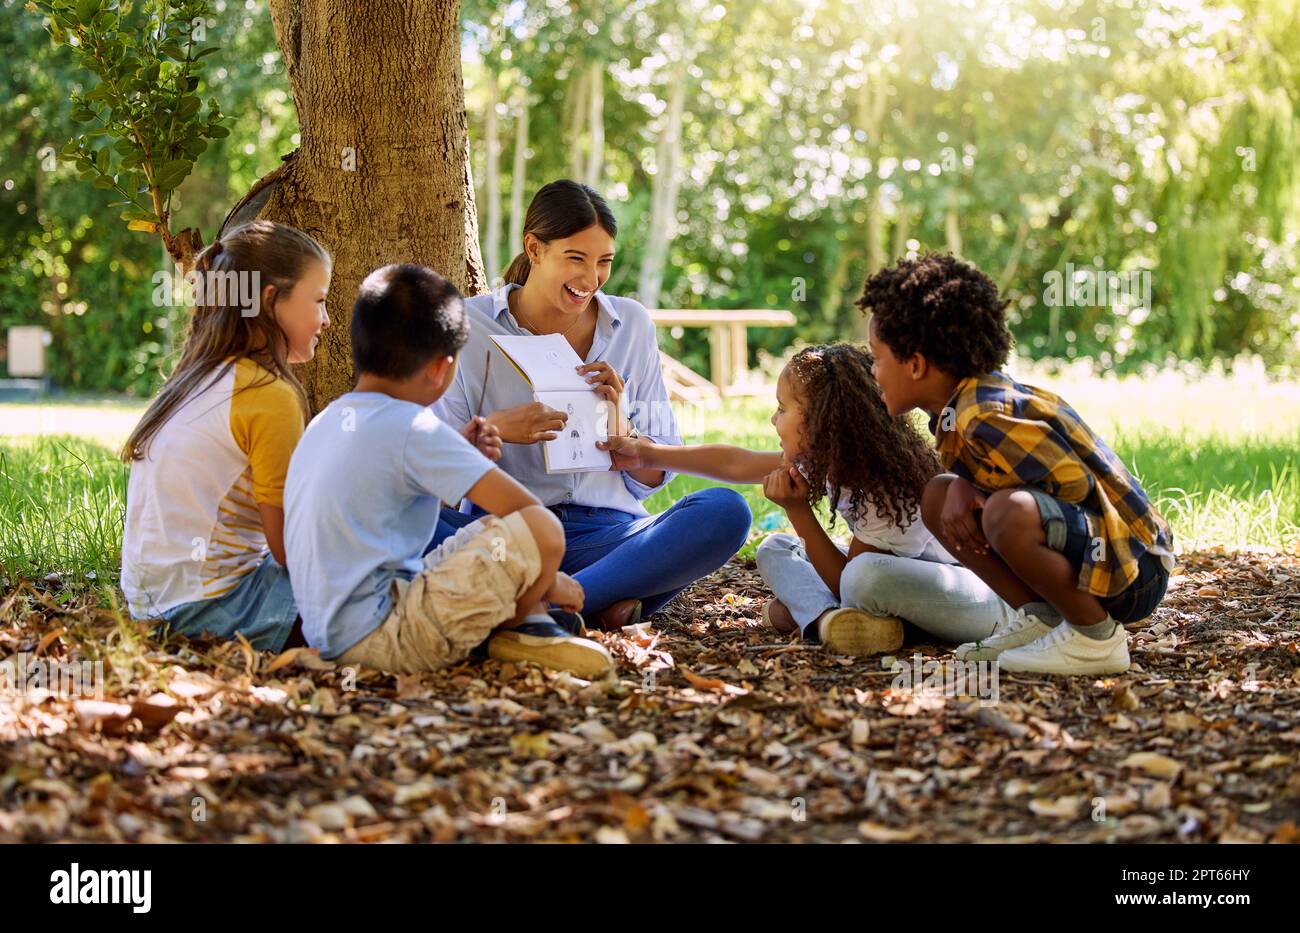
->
xmin=598 ymin=435 xmax=781 ymax=484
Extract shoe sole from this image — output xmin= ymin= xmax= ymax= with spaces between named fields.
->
xmin=488 ymin=632 xmax=613 ymax=679
xmin=955 ymin=643 xmax=1000 ymax=662
xmin=821 ymin=609 xmax=904 ymax=657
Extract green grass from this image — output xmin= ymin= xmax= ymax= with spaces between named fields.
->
xmin=644 ymin=405 xmax=1300 ymax=559
xmin=2 ymin=370 xmax=1298 ymax=594
xmin=0 ymin=435 xmax=127 ymax=592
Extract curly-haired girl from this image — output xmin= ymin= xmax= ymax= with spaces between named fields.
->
xmin=599 ymin=343 xmax=1016 ymax=656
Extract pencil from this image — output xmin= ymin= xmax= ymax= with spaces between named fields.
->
xmin=474 ymin=348 xmax=492 ymax=418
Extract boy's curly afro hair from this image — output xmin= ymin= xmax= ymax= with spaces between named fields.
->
xmin=855 ymin=252 xmax=1013 ymax=378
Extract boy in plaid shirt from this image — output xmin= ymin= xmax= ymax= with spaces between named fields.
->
xmin=859 ymin=254 xmax=1175 ymax=675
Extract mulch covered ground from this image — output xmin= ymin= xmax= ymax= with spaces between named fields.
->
xmin=2 ymin=548 xmax=1298 ymax=843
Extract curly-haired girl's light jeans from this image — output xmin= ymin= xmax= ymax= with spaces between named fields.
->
xmin=755 ymin=533 xmax=1018 ymax=643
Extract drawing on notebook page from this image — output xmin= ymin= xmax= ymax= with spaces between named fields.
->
xmin=489 ymin=333 xmax=615 ymax=474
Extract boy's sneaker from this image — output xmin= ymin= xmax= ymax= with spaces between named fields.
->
xmin=997 ymin=620 xmax=1130 ymax=675
xmin=488 ymin=617 xmax=613 ymax=678
xmin=955 ymin=609 xmax=1055 ymax=661
xmin=547 ymin=608 xmax=586 ymax=635
xmin=816 ymin=607 xmax=904 ymax=657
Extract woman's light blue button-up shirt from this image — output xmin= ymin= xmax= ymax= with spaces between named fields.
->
xmin=432 ymin=283 xmax=681 ymax=517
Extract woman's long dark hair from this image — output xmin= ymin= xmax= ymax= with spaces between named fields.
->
xmin=787 ymin=343 xmax=942 ymax=530
xmin=502 ymin=179 xmax=618 ymax=285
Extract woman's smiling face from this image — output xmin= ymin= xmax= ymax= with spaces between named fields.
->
xmin=526 ymin=222 xmax=615 ymax=318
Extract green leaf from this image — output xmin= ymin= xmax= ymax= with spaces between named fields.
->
xmin=119 ymin=207 xmax=157 ymax=223
xmin=206 ymin=124 xmax=229 ymax=139
xmin=152 ymin=158 xmax=193 ymax=192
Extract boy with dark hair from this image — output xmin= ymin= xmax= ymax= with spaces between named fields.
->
xmin=860 ymin=253 xmax=1175 ymax=675
xmin=285 ymin=264 xmax=612 ymax=677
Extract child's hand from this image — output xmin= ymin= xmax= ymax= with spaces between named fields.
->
xmin=461 ymin=416 xmax=503 ymax=461
xmin=545 ymin=572 xmax=584 ymax=613
xmin=597 ymin=434 xmax=649 ymax=470
xmin=942 ymin=477 xmax=989 ymax=555
xmin=487 ymin=402 xmax=567 ymax=444
xmin=763 ymin=465 xmax=811 ymax=512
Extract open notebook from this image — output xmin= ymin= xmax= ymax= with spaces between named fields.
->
xmin=488 ymin=333 xmax=614 ymax=474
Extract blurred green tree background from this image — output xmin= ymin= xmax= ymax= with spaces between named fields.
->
xmin=3 ymin=0 xmax=1297 ymax=394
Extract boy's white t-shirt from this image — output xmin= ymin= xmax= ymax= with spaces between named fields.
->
xmin=832 ymin=487 xmax=957 ymax=564
xmin=284 ymin=393 xmax=493 ymax=658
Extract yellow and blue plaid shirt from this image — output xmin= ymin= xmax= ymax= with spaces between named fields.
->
xmin=931 ymin=372 xmax=1176 ymax=598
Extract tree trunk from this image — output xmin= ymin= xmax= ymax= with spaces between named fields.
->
xmin=944 ymin=188 xmax=962 ymax=257
xmin=484 ymin=68 xmax=502 ymax=284
xmin=509 ymin=88 xmax=530 ymax=254
xmin=226 ymin=0 xmax=485 ymax=412
xmin=892 ymin=201 xmax=911 ymax=259
xmin=997 ymin=214 xmax=1030 ymax=293
xmin=638 ymin=57 xmax=687 ymax=310
xmin=566 ymin=67 xmax=589 ymax=181
xmin=855 ymin=185 xmax=885 ymax=339
xmin=584 ymin=61 xmax=604 ymax=187
xmin=854 ymin=71 xmax=888 ymax=340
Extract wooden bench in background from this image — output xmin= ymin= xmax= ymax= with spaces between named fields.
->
xmin=649 ymin=308 xmax=796 ymax=403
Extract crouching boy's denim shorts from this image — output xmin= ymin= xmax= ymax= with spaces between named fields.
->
xmin=1023 ymin=488 xmax=1169 ymax=624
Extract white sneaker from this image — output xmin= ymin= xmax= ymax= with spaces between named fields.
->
xmin=955 ymin=609 xmax=1055 ymax=661
xmin=997 ymin=620 xmax=1130 ymax=675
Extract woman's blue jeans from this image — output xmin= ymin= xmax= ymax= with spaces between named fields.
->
xmin=430 ymin=487 xmax=752 ymax=616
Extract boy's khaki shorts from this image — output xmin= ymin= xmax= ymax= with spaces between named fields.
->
xmin=338 ymin=512 xmax=542 ymax=673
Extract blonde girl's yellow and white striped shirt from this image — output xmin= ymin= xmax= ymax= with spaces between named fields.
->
xmin=121 ymin=358 xmax=304 ymax=619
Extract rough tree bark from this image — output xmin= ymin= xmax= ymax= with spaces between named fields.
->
xmin=220 ymin=0 xmax=486 ymax=412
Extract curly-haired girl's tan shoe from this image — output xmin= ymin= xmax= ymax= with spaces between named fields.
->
xmin=816 ymin=607 xmax=904 ymax=657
